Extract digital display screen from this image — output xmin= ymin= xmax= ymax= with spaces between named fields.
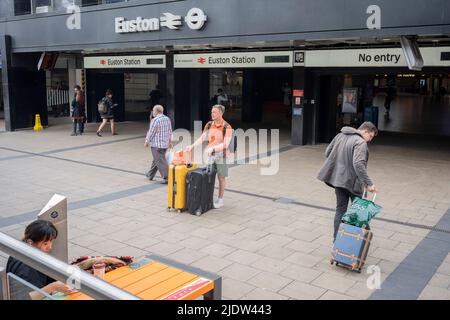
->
xmin=146 ymin=58 xmax=164 ymax=65
xmin=440 ymin=52 xmax=450 ymax=61
xmin=264 ymin=55 xmax=290 ymax=63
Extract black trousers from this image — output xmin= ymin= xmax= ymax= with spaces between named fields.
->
xmin=334 ymin=187 xmax=353 ymax=240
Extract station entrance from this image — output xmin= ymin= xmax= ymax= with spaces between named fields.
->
xmin=207 ymin=68 xmax=293 ymax=131
xmin=86 ymin=70 xmax=163 ymax=123
xmin=313 ymin=68 xmax=450 ymax=144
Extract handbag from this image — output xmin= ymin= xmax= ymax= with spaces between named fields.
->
xmin=341 ymin=190 xmax=382 ymax=228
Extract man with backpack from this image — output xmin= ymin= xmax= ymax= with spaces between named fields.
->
xmin=186 ymin=104 xmax=233 ymax=209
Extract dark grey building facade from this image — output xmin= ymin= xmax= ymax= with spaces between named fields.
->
xmin=1 ymin=0 xmax=450 ymax=143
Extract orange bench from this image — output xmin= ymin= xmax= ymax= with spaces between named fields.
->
xmin=65 ymin=254 xmax=222 ymax=300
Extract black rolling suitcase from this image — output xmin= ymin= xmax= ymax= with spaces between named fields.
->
xmin=186 ymin=165 xmax=216 ymax=216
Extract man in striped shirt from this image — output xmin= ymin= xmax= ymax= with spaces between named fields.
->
xmin=144 ymin=105 xmax=172 ymax=184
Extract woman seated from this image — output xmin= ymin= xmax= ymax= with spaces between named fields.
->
xmin=6 ymin=220 xmax=75 ymax=300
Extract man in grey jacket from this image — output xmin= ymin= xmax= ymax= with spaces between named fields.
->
xmin=317 ymin=122 xmax=378 ymax=240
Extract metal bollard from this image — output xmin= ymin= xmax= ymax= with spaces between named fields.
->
xmin=38 ymin=194 xmax=68 ymax=263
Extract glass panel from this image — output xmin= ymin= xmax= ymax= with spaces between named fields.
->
xmin=34 ymin=0 xmax=52 ymax=14
xmin=14 ymin=0 xmax=32 ymax=16
xmin=124 ymin=72 xmax=158 ymax=121
xmin=7 ymin=273 xmax=56 ymax=300
xmin=53 ymin=0 xmax=77 ymax=12
xmin=81 ymin=0 xmax=127 ymax=7
xmin=81 ymin=0 xmax=100 ymax=6
xmin=209 ymin=70 xmax=243 ymax=122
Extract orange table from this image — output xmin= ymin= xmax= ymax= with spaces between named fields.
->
xmin=65 ymin=254 xmax=222 ymax=300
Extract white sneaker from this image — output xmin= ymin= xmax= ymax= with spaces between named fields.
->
xmin=213 ymin=198 xmax=224 ymax=209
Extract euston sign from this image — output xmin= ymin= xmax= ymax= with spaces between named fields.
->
xmin=115 ymin=8 xmax=207 ymax=33
xmin=174 ymin=51 xmax=293 ymax=68
xmin=84 ymin=55 xmax=166 ymax=69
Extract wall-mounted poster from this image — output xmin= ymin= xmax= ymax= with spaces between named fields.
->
xmin=342 ymin=88 xmax=358 ymax=113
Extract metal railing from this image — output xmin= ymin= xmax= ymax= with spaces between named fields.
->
xmin=47 ymin=88 xmax=70 ymax=107
xmin=0 ymin=232 xmax=140 ymax=300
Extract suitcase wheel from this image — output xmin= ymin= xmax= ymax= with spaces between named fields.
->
xmin=195 ymin=210 xmax=201 ymax=216
xmin=330 ymin=259 xmax=334 ymax=265
xmin=177 ymin=209 xmax=182 ymax=213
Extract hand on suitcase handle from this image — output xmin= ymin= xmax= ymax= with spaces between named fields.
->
xmin=363 ymin=187 xmax=377 ymax=202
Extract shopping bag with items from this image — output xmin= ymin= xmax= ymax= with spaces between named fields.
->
xmin=341 ymin=191 xmax=382 ymax=228
xmin=165 ymin=148 xmax=174 ymax=165
xmin=171 ymin=150 xmax=192 ymax=165
xmin=70 ymin=256 xmax=133 ymax=274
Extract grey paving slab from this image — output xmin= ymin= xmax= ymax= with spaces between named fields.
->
xmin=370 ymin=209 xmax=450 ymax=300
xmin=2 ymin=122 xmax=450 ymax=300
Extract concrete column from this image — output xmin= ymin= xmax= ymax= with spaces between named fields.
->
xmin=189 ymin=69 xmax=209 ymax=129
xmin=68 ymin=57 xmax=77 ymax=98
xmin=165 ymin=52 xmax=175 ymax=128
xmin=1 ymin=35 xmax=13 ymax=131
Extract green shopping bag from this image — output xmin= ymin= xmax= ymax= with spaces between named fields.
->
xmin=341 ymin=191 xmax=382 ymax=227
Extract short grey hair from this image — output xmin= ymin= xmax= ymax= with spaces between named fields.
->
xmin=358 ymin=121 xmax=378 ymax=136
xmin=212 ymin=104 xmax=225 ymax=115
xmin=153 ymin=105 xmax=164 ymax=114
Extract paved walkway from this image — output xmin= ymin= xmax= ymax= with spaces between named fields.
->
xmin=0 ymin=121 xmax=449 ymax=300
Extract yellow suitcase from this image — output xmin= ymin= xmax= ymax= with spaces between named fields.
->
xmin=168 ymin=163 xmax=198 ymax=212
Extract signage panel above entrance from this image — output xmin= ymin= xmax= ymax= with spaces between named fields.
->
xmin=305 ymin=47 xmax=450 ymax=67
xmin=174 ymin=51 xmax=293 ymax=68
xmin=84 ymin=55 xmax=166 ymax=69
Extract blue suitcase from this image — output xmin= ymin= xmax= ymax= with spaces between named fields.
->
xmin=331 ymin=223 xmax=373 ymax=273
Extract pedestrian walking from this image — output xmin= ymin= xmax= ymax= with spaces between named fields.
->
xmin=144 ymin=105 xmax=172 ymax=184
xmin=145 ymin=110 xmax=158 ymax=180
xmin=384 ymin=86 xmax=396 ymax=116
xmin=70 ymin=85 xmax=85 ymax=136
xmin=96 ymin=89 xmax=118 ymax=137
xmin=186 ymin=104 xmax=233 ymax=209
xmin=317 ymin=122 xmax=378 ymax=240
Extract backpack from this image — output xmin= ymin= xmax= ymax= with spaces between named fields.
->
xmin=206 ymin=121 xmax=237 ymax=153
xmin=98 ymin=99 xmax=107 ymax=113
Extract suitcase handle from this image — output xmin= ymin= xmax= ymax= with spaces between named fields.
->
xmin=363 ymin=189 xmax=377 ymax=202
xmin=206 ymin=154 xmax=215 ymax=174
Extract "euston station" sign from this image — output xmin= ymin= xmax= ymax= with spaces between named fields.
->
xmin=115 ymin=8 xmax=207 ymax=34
xmin=84 ymin=55 xmax=166 ymax=69
xmin=174 ymin=51 xmax=293 ymax=68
